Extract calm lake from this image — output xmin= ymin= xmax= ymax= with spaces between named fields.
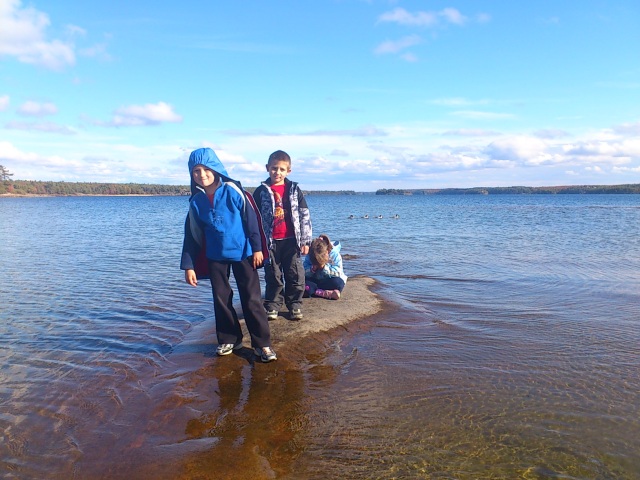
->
xmin=1 ymin=194 xmax=639 ymax=479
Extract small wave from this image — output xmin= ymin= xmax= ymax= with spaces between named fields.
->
xmin=383 ymin=273 xmax=492 ymax=282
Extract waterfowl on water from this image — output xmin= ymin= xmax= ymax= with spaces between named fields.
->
xmin=348 ymin=214 xmax=355 ymax=219
xmin=363 ymin=214 xmax=369 ymax=219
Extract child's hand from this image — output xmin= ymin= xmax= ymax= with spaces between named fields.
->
xmin=185 ymin=269 xmax=198 ymax=287
xmin=301 ymin=245 xmax=309 ymax=255
xmin=252 ymin=251 xmax=264 ymax=269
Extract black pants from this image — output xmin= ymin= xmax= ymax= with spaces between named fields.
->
xmin=209 ymin=258 xmax=271 ymax=348
xmin=263 ymin=238 xmax=305 ymax=312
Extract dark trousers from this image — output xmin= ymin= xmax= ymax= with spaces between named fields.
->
xmin=305 ymin=277 xmax=346 ymax=296
xmin=209 ymin=258 xmax=271 ymax=348
xmin=263 ymin=238 xmax=305 ymax=311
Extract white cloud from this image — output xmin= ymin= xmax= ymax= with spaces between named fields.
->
xmin=564 ymin=137 xmax=640 ymax=163
xmin=440 ymin=8 xmax=468 ymax=26
xmin=451 ymin=110 xmax=515 ymax=120
xmin=0 ymin=140 xmax=40 ymax=162
xmin=374 ymin=35 xmax=421 ymax=55
xmin=442 ymin=129 xmax=499 ymax=137
xmin=484 ymin=136 xmax=552 ymax=164
xmin=0 ymin=0 xmax=75 ymax=70
xmin=0 ymin=140 xmax=188 ymax=182
xmin=105 ymin=102 xmax=183 ymax=127
xmin=5 ymin=120 xmax=76 ymax=135
xmin=613 ymin=121 xmax=640 ymax=136
xmin=4 ymin=118 xmax=639 ymax=188
xmin=534 ymin=128 xmax=569 ymax=139
xmin=431 ymin=97 xmax=491 ymax=107
xmin=0 ymin=95 xmax=9 ymax=111
xmin=65 ymin=24 xmax=86 ymax=37
xmin=400 ymin=52 xmax=418 ymax=63
xmin=612 ymin=165 xmax=640 ymax=173
xmin=79 ymin=42 xmax=111 ymax=61
xmin=307 ymin=125 xmax=388 ymax=137
xmin=17 ymin=100 xmax=57 ymax=116
xmin=378 ymin=8 xmax=438 ymax=27
xmin=378 ymin=7 xmax=481 ymax=28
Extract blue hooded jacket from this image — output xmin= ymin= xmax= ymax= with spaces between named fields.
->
xmin=181 ymin=148 xmax=266 ymax=274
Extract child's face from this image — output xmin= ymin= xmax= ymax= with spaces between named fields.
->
xmin=192 ymin=165 xmax=218 ymax=188
xmin=266 ymin=160 xmax=291 ymax=186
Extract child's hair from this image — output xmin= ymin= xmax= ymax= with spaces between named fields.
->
xmin=268 ymin=150 xmax=291 ymax=166
xmin=309 ymin=234 xmax=333 ymax=267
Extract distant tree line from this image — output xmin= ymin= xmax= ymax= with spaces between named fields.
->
xmin=0 ymin=180 xmax=190 ymax=196
xmin=0 ymin=178 xmax=362 ymax=196
xmin=2 ymin=176 xmax=639 ymax=196
xmin=304 ymin=190 xmax=359 ymax=196
xmin=376 ymin=184 xmax=640 ymax=195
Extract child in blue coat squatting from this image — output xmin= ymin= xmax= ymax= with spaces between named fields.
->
xmin=253 ymin=150 xmax=312 ymax=321
xmin=303 ymin=234 xmax=348 ymax=300
xmin=180 ymin=147 xmax=277 ymax=363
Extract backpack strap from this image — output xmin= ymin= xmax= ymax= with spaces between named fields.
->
xmin=225 ymin=181 xmax=269 ymax=263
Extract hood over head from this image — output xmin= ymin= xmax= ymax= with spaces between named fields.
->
xmin=188 ymin=147 xmax=232 ymax=197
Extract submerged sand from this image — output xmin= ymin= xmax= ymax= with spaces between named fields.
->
xmin=70 ymin=276 xmax=382 ymax=480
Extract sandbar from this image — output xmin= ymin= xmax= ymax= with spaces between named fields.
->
xmin=267 ymin=275 xmax=382 ymax=342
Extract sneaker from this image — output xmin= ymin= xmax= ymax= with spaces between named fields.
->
xmin=216 ymin=342 xmax=243 ymax=356
xmin=314 ymin=289 xmax=341 ymax=300
xmin=266 ymin=309 xmax=278 ymax=321
xmin=254 ymin=346 xmax=277 ymax=363
xmin=290 ymin=308 xmax=303 ymax=320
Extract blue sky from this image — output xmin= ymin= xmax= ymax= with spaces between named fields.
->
xmin=1 ymin=0 xmax=639 ymax=191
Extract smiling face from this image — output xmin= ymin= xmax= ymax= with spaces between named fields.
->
xmin=266 ymin=159 xmax=291 ymax=186
xmin=192 ymin=165 xmax=219 ymax=192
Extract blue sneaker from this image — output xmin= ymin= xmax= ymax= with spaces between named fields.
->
xmin=254 ymin=346 xmax=277 ymax=363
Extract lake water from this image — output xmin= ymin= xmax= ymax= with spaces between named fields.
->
xmin=1 ymin=194 xmax=639 ymax=479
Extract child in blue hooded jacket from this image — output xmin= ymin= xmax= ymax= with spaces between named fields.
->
xmin=180 ymin=147 xmax=276 ymax=362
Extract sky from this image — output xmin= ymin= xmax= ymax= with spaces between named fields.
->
xmin=0 ymin=0 xmax=639 ymax=191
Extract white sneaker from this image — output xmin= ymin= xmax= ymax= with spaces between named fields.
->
xmin=254 ymin=346 xmax=277 ymax=363
xmin=216 ymin=342 xmax=243 ymax=356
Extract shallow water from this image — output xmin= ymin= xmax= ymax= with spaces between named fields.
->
xmin=1 ymin=194 xmax=639 ymax=479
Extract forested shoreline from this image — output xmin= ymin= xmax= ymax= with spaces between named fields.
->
xmin=1 ymin=179 xmax=639 ymax=196
xmin=376 ymin=184 xmax=640 ymax=195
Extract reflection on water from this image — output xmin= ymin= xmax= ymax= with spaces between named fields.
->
xmin=1 ymin=194 xmax=639 ymax=479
